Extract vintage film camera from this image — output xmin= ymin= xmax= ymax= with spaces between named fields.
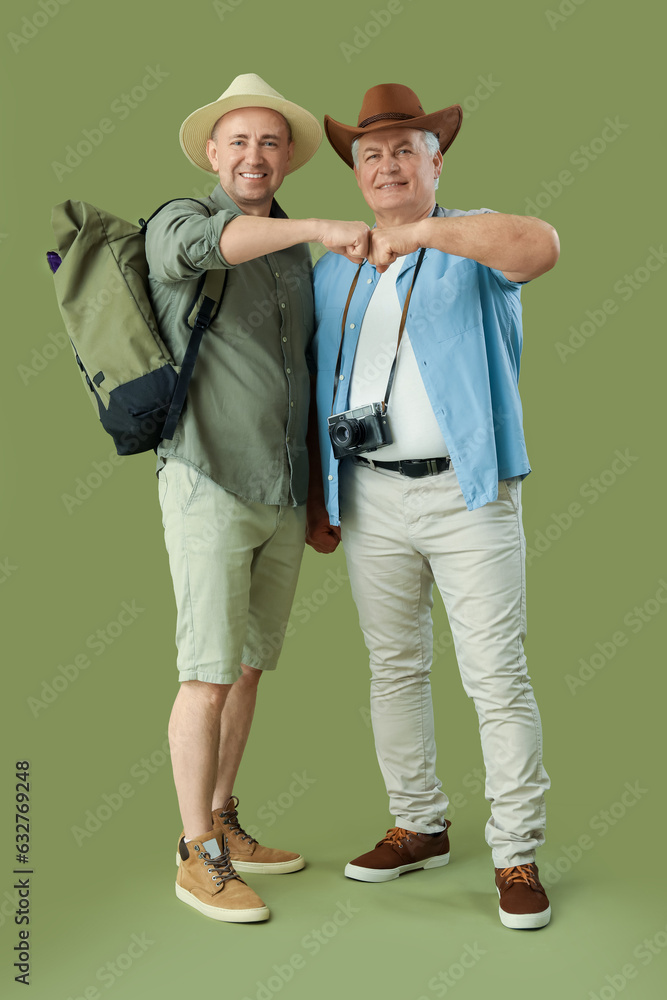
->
xmin=327 ymin=402 xmax=392 ymax=460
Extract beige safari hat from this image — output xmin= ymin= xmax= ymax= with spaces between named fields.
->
xmin=179 ymin=73 xmax=322 ymax=174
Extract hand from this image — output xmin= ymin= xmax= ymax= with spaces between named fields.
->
xmin=306 ymin=513 xmax=342 ymax=554
xmin=367 ymin=223 xmax=423 ymax=272
xmin=318 ymin=220 xmax=371 ymax=265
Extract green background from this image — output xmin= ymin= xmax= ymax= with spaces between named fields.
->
xmin=2 ymin=0 xmax=665 ymax=997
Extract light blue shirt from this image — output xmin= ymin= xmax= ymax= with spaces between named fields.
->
xmin=310 ymin=205 xmax=531 ymax=524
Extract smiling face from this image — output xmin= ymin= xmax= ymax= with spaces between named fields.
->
xmin=205 ymin=106 xmax=294 ymax=216
xmin=353 ymin=127 xmax=443 ymax=228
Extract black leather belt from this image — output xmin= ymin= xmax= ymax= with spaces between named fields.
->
xmin=355 ymin=456 xmax=451 ymax=478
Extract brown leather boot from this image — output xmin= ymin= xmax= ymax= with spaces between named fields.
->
xmin=345 ymin=822 xmax=451 ymax=882
xmin=175 ymin=828 xmax=269 ymax=922
xmin=212 ymin=796 xmax=305 ymax=874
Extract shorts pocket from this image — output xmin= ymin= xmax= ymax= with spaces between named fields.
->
xmin=157 ymin=464 xmax=168 ymax=506
xmin=170 ymin=458 xmax=204 ymax=514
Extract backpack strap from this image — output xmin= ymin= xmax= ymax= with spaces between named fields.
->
xmin=141 ymin=197 xmax=228 ymax=444
xmin=138 ymin=196 xmax=213 ymax=233
xmin=161 ymin=267 xmax=227 ymax=442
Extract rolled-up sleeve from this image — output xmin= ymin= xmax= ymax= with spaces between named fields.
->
xmin=146 ymin=200 xmax=240 ymax=282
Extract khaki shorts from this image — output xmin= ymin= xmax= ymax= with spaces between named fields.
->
xmin=158 ymin=457 xmax=306 ymax=684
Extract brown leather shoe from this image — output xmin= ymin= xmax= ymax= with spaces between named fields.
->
xmin=213 ymin=797 xmax=305 ymax=874
xmin=175 ymin=828 xmax=269 ymax=922
xmin=495 ymin=863 xmax=551 ymax=929
xmin=345 ymin=822 xmax=451 ymax=882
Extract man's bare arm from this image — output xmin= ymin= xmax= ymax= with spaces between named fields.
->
xmin=220 ymin=217 xmax=371 ymax=266
xmin=368 ymin=214 xmax=560 ymax=282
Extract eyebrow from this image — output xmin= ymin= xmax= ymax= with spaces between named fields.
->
xmin=362 ymin=140 xmax=418 ymax=153
xmin=228 ymin=132 xmax=283 ymax=140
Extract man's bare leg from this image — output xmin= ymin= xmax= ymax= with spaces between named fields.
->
xmin=169 ymin=679 xmax=231 ymax=839
xmin=212 ymin=663 xmax=262 ymax=810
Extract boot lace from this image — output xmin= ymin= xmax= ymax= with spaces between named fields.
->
xmin=497 ymin=864 xmax=543 ymax=892
xmin=195 ymin=839 xmax=240 ymax=888
xmin=218 ymin=796 xmax=257 ymax=845
xmin=377 ymin=827 xmax=414 ymax=849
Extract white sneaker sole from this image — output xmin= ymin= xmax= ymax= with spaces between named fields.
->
xmin=175 ymin=883 xmax=269 ymax=922
xmin=345 ymin=852 xmax=450 ymax=883
xmin=497 ymin=888 xmax=551 ymax=929
xmin=176 ymin=853 xmax=305 ymax=874
xmin=232 ymin=855 xmax=306 ymax=874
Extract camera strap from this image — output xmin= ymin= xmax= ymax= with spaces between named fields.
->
xmin=331 ymin=247 xmax=426 ymax=416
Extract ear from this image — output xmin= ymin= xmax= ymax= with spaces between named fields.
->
xmin=285 ymin=139 xmax=295 ymax=167
xmin=354 ymin=164 xmax=362 ymax=190
xmin=205 ymin=138 xmax=219 ymax=172
xmin=433 ymin=149 xmax=443 ymax=183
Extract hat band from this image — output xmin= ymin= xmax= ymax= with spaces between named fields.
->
xmin=357 ymin=111 xmax=415 ymax=129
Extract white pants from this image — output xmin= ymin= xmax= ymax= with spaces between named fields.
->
xmin=339 ymin=459 xmax=549 ymax=867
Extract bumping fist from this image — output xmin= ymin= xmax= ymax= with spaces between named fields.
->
xmin=366 ymin=224 xmax=423 ymax=272
xmin=319 ymin=220 xmax=371 ymax=265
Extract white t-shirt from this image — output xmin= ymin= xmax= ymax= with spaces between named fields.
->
xmin=347 ymin=258 xmax=449 ymax=460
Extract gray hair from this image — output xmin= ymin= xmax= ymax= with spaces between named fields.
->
xmin=351 ymin=128 xmax=441 ymax=188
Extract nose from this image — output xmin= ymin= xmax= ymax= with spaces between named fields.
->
xmin=244 ymin=142 xmax=264 ymax=166
xmin=379 ymin=156 xmax=399 ymax=174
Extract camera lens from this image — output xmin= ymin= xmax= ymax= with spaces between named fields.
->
xmin=333 ymin=418 xmax=364 ymax=447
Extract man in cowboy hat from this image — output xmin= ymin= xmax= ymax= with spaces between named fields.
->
xmin=146 ymin=73 xmax=367 ymax=922
xmin=309 ymin=83 xmax=559 ymax=929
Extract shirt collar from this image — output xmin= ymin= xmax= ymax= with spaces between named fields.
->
xmin=368 ymin=202 xmax=441 ymax=278
xmin=209 ymin=182 xmax=287 ymax=220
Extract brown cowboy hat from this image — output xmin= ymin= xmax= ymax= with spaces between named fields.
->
xmin=324 ymin=84 xmax=462 ymax=169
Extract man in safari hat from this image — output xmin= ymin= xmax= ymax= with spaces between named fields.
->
xmin=146 ymin=73 xmax=368 ymax=923
xmin=310 ymin=83 xmax=559 ymax=929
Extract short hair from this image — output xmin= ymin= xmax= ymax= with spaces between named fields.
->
xmin=210 ymin=111 xmax=293 ymax=144
xmin=351 ymin=129 xmax=441 ymax=188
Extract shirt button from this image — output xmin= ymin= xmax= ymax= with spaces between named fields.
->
xmin=281 ymin=302 xmax=286 ymax=309
xmin=282 ymin=337 xmax=288 ymax=343
xmin=290 ymin=401 xmax=294 ymax=407
xmin=275 ymin=271 xmax=280 ymax=278
xmin=328 ymin=475 xmax=333 ymax=481
xmin=286 ymin=368 xmax=292 ymax=374
xmin=349 ymin=323 xmax=355 ymax=329
xmin=339 ymin=375 xmax=345 ymax=381
xmin=286 ymin=435 xmax=290 ymax=443
xmin=367 ymin=278 xmax=373 ymax=284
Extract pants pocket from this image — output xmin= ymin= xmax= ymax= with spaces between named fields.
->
xmin=499 ymin=476 xmax=520 ymax=514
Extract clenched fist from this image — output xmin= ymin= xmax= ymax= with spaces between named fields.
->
xmin=366 ymin=223 xmax=423 ymax=272
xmin=317 ymin=220 xmax=371 ymax=265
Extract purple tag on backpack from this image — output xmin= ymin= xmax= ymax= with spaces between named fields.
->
xmin=47 ymin=251 xmax=62 ymax=274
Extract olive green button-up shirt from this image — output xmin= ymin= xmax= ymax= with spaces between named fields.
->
xmin=145 ymin=184 xmax=313 ymax=506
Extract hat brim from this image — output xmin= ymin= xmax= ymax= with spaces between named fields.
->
xmin=324 ymin=105 xmax=463 ymax=169
xmin=180 ymin=94 xmax=322 ymax=174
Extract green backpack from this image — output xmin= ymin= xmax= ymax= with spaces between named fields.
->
xmin=47 ymin=199 xmax=226 ymax=455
